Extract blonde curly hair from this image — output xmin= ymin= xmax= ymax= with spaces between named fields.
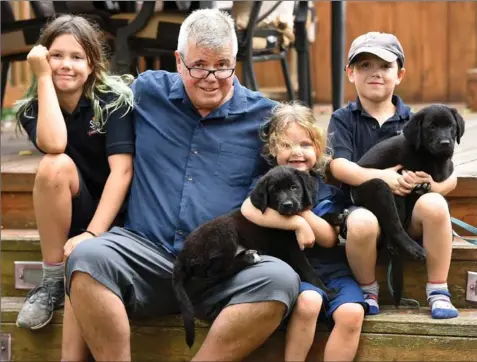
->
xmin=261 ymin=102 xmax=331 ymax=178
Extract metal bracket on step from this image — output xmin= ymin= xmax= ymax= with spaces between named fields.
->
xmin=0 ymin=334 xmax=11 ymax=362
xmin=14 ymin=261 xmax=43 ymax=290
xmin=466 ymin=271 xmax=477 ymax=304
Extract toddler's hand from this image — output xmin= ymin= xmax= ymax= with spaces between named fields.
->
xmin=295 ymin=217 xmax=315 ymax=250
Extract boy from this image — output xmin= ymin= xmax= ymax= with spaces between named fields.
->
xmin=327 ymin=32 xmax=459 ymax=319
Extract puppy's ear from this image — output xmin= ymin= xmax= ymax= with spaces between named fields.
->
xmin=295 ymin=170 xmax=317 ymax=209
xmin=449 ymin=107 xmax=465 ymax=144
xmin=250 ymin=175 xmax=269 ymax=213
xmin=403 ymin=112 xmax=423 ymax=150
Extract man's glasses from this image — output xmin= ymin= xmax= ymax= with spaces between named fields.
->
xmin=179 ymin=53 xmax=235 ymax=80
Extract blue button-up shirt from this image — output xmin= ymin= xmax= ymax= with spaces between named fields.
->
xmin=327 ymin=95 xmax=412 ymax=205
xmin=125 ymin=71 xmax=277 ymax=254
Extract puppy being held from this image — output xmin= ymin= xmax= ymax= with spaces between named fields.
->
xmin=173 ymin=165 xmax=333 ymax=348
xmin=350 ymin=104 xmax=465 ymax=305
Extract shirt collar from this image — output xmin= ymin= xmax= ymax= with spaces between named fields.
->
xmin=168 ymin=75 xmax=187 ymax=100
xmin=168 ymin=75 xmax=249 ymax=117
xmin=350 ymin=95 xmax=411 ymax=121
xmin=60 ymin=95 xmax=91 ymax=117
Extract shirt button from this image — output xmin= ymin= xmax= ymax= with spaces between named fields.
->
xmin=192 ymin=150 xmax=198 ymax=155
xmin=177 ymin=230 xmax=183 ymax=235
xmin=187 ymin=176 xmax=193 ymax=182
xmin=372 ymin=125 xmax=377 ymax=130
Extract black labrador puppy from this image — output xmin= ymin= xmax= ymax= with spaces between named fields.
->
xmin=350 ymin=104 xmax=465 ymax=305
xmin=173 ymin=165 xmax=333 ymax=347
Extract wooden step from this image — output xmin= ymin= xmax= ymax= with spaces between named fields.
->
xmin=2 ymin=297 xmax=476 ymax=361
xmin=1 ymin=154 xmax=38 ymax=230
xmin=2 ymin=230 xmax=477 ymax=308
xmin=447 ymin=177 xmax=477 ymax=236
xmin=2 ymin=153 xmax=476 ymax=232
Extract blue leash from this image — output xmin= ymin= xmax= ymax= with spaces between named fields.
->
xmin=451 ymin=217 xmax=477 ymax=245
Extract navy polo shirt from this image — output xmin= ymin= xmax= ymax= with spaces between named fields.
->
xmin=327 ymin=95 xmax=412 ymax=205
xmin=125 ymin=70 xmax=277 ymax=254
xmin=19 ymin=93 xmax=135 ymax=200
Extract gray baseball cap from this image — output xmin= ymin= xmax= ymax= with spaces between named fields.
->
xmin=347 ymin=32 xmax=405 ymax=67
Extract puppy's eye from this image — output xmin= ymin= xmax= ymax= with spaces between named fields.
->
xmin=430 ymin=124 xmax=436 ymax=130
xmin=290 ymin=184 xmax=298 ymax=191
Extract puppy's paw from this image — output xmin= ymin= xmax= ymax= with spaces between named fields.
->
xmin=241 ymin=249 xmax=261 ymax=264
xmin=322 ymin=213 xmax=345 ymax=226
xmin=413 ymin=182 xmax=431 ymax=195
xmin=402 ymin=243 xmax=426 ymax=261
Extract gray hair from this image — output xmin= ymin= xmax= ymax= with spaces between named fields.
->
xmin=177 ymin=9 xmax=238 ymax=57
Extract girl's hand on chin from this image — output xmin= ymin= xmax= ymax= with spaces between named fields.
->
xmin=27 ymin=45 xmax=52 ymax=78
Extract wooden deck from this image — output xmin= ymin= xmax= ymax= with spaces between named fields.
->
xmin=2 ymin=104 xmax=476 ymax=177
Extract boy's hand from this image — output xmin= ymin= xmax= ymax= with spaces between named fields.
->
xmin=27 ymin=45 xmax=52 ymax=78
xmin=414 ymin=171 xmax=435 ymax=192
xmin=401 ymin=170 xmax=436 ymax=193
xmin=382 ymin=164 xmax=413 ymax=196
xmin=294 ymin=217 xmax=315 ymax=250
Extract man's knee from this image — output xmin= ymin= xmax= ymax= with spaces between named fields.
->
xmin=69 ymin=271 xmax=96 ymax=298
xmin=263 ymin=257 xmax=300 ymax=291
xmin=414 ymin=193 xmax=450 ymax=222
xmin=254 ymin=257 xmax=301 ymax=308
xmin=346 ymin=209 xmax=380 ymax=245
xmin=333 ymin=303 xmax=365 ymax=334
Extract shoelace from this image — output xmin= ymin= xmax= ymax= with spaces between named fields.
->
xmin=25 ymin=281 xmax=62 ymax=312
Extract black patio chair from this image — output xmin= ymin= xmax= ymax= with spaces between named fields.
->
xmin=109 ymin=1 xmax=213 ymax=75
xmin=1 ymin=1 xmax=51 ymax=108
xmin=234 ymin=1 xmax=296 ymax=100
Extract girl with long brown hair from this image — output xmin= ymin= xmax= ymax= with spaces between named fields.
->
xmin=16 ymin=14 xmax=135 ymax=330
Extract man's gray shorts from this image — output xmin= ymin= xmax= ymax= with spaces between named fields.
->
xmin=65 ymin=227 xmax=300 ymax=321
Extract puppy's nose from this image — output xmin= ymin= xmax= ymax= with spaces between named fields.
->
xmin=281 ymin=201 xmax=293 ymax=210
xmin=440 ymin=140 xmax=450 ymax=146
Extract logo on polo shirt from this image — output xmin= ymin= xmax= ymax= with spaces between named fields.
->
xmin=88 ymin=116 xmax=105 ymax=136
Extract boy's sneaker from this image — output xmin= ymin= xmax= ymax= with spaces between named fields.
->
xmin=364 ymin=293 xmax=380 ymax=315
xmin=428 ymin=290 xmax=459 ymax=319
xmin=16 ymin=278 xmax=65 ymax=329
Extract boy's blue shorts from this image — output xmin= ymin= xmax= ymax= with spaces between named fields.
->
xmin=300 ymin=275 xmax=367 ymax=322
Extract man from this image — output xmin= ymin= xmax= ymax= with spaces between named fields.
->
xmin=61 ymin=9 xmax=300 ymax=361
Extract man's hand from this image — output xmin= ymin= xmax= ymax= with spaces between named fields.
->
xmin=294 ymin=216 xmax=315 ymax=250
xmin=27 ymin=45 xmax=52 ymax=78
xmin=64 ymin=232 xmax=95 ymax=260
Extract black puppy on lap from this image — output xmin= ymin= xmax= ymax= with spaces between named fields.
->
xmin=350 ymin=104 xmax=465 ymax=305
xmin=173 ymin=165 xmax=333 ymax=348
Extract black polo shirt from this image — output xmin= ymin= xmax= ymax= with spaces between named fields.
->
xmin=19 ymin=93 xmax=135 ymax=201
xmin=327 ymin=95 xmax=412 ymax=205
